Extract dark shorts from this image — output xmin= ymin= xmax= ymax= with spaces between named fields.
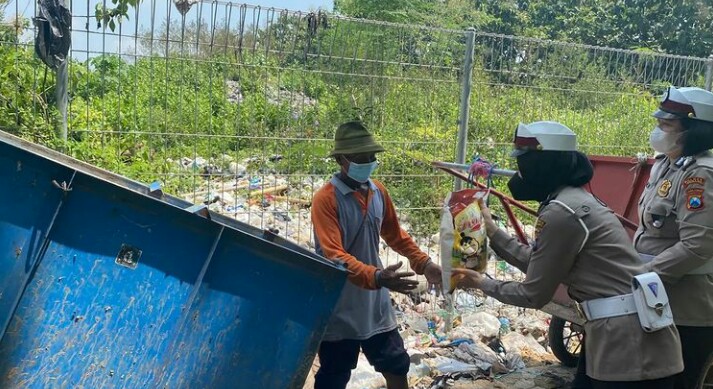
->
xmin=317 ymin=328 xmax=410 ymax=376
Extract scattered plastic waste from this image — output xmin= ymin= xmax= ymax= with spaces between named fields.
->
xmin=175 ymin=154 xmax=574 ymax=389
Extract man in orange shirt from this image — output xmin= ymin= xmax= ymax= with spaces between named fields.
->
xmin=311 ymin=121 xmax=443 ymax=389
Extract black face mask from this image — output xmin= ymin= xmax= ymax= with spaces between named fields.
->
xmin=507 ymin=173 xmax=552 ymax=202
xmin=508 ymin=151 xmax=594 ymax=202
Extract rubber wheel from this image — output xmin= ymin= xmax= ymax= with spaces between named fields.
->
xmin=548 ymin=316 xmax=584 ymax=368
xmin=697 ymin=351 xmax=713 ymax=388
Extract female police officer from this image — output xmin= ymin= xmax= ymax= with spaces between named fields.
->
xmin=636 ymin=86 xmax=713 ymax=389
xmin=453 ymin=121 xmax=683 ymax=388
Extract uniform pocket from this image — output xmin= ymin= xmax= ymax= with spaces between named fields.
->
xmin=640 ymin=182 xmax=656 ymax=205
xmin=643 ymin=198 xmax=677 ymax=237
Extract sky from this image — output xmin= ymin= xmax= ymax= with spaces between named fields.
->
xmin=5 ymin=0 xmax=334 ymax=61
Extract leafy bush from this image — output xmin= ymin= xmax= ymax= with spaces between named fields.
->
xmin=0 ymin=9 xmax=701 ymax=238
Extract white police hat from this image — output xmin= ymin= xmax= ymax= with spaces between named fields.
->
xmin=511 ymin=121 xmax=577 ymax=157
xmin=653 ymin=86 xmax=713 ymax=123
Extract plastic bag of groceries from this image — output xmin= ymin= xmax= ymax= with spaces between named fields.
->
xmin=440 ymin=188 xmax=489 ymax=293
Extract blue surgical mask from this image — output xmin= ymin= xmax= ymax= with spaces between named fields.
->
xmin=347 ymin=160 xmax=378 ymax=183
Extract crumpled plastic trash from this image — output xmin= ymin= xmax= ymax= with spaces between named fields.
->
xmin=430 ymin=356 xmax=482 ymax=374
xmin=249 ymin=177 xmax=262 ymax=190
xmin=427 ymin=356 xmax=490 ymax=389
xmin=346 ymin=355 xmax=385 ymax=389
xmin=405 ymin=314 xmax=429 ymax=333
xmin=452 ymin=341 xmax=508 ymax=374
xmin=429 ymin=372 xmax=490 ymax=389
xmin=504 ymin=352 xmax=526 ymax=371
xmin=498 ymin=316 xmax=511 ymax=334
xmin=496 ymin=260 xmax=520 ymax=275
xmin=453 ymin=290 xmax=483 ymax=311
xmin=225 ymin=204 xmax=245 ymax=213
xmin=408 ymin=362 xmax=431 ymax=379
xmin=403 ymin=333 xmax=434 ymax=349
xmin=451 ymin=311 xmax=501 ymax=340
xmin=501 ymin=332 xmax=548 ymax=355
xmin=444 ymin=338 xmax=474 ymax=347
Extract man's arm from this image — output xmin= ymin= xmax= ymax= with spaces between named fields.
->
xmin=373 ymin=181 xmax=431 ymax=274
xmin=311 ymin=185 xmax=379 ymax=289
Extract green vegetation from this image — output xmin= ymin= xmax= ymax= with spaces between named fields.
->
xmin=0 ymin=1 xmax=709 ymax=237
xmin=334 ymin=0 xmax=713 ymax=58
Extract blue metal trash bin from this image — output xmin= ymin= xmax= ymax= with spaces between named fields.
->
xmin=0 ymin=131 xmax=347 ymax=388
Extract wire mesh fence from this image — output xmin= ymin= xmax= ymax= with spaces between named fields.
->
xmin=466 ymin=31 xmax=710 ymax=167
xmin=1 ymin=0 xmax=712 ymax=271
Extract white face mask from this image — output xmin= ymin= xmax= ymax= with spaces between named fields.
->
xmin=649 ymin=126 xmax=684 ymax=154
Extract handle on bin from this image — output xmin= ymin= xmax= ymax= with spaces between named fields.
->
xmin=185 ymin=203 xmax=211 ymax=220
xmin=263 ymin=228 xmax=279 ymax=242
xmin=148 ymin=181 xmax=164 ymax=198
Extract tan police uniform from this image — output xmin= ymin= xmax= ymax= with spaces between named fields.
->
xmin=482 ymin=187 xmax=683 ymax=381
xmin=635 ymin=151 xmax=713 ymax=326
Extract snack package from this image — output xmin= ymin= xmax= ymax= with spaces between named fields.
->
xmin=440 ymin=188 xmax=489 ymax=293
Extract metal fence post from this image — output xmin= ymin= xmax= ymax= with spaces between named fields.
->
xmin=705 ymin=55 xmax=713 ymax=92
xmin=454 ymin=27 xmax=475 ymax=191
xmin=56 ymin=61 xmax=68 ymax=141
xmin=445 ymin=27 xmax=476 ymax=333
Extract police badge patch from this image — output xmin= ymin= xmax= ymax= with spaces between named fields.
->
xmin=532 ymin=218 xmax=546 ymax=251
xmin=657 ymin=179 xmax=672 ymax=197
xmin=686 ymin=188 xmax=704 ymax=210
xmin=534 ymin=218 xmax=546 ymax=237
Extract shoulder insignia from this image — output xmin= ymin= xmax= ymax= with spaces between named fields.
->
xmin=686 ymin=188 xmax=705 ymax=210
xmin=683 ymin=177 xmax=706 ymax=188
xmin=682 ymin=157 xmax=696 ymax=171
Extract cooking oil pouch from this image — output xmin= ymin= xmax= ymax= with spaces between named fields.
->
xmin=440 ymin=188 xmax=489 ymax=292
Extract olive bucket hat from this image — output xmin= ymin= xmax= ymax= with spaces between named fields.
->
xmin=329 ymin=121 xmax=385 ymax=156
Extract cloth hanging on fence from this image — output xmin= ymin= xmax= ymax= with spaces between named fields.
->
xmin=467 ymin=156 xmax=496 ymax=207
xmin=467 ymin=157 xmax=495 ymax=182
xmin=174 ymin=0 xmax=200 ymax=16
xmin=33 ymin=0 xmax=71 ymax=70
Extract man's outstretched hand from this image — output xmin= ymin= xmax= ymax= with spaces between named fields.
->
xmin=423 ymin=261 xmax=443 ymax=295
xmin=377 ymin=262 xmax=419 ymax=293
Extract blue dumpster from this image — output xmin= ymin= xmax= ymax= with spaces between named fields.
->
xmin=0 ymin=131 xmax=347 ymax=388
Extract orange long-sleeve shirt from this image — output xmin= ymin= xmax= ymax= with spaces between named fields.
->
xmin=311 ymin=178 xmax=430 ymax=289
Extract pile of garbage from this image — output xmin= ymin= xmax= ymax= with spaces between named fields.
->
xmin=301 ymin=283 xmax=575 ymax=388
xmin=322 ymin=284 xmax=571 ymax=389
xmin=300 ymin=254 xmax=576 ymax=388
xmin=329 ymin=232 xmax=573 ymax=387
xmin=175 ymin=155 xmax=577 ymax=388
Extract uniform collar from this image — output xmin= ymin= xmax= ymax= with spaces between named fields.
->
xmin=671 ymin=156 xmax=697 ymax=171
xmin=538 ymin=185 xmax=567 ymax=211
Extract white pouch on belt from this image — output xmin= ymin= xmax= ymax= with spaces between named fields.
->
xmin=631 ymin=272 xmax=674 ymax=332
